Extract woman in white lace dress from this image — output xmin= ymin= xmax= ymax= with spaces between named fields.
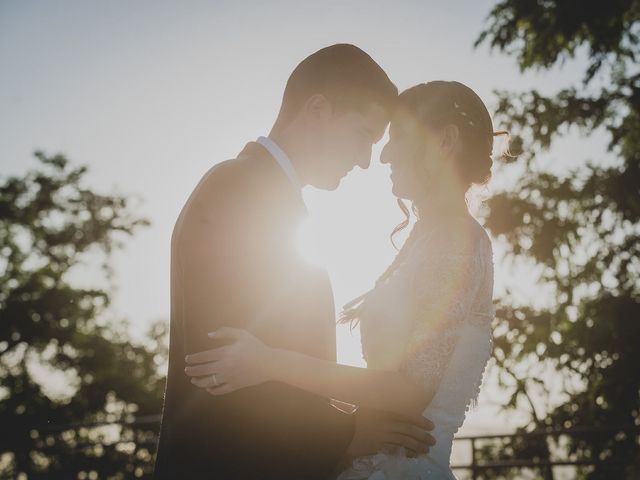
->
xmin=185 ymin=81 xmax=503 ymax=479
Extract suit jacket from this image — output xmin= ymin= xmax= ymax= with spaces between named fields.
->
xmin=154 ymin=142 xmax=355 ymax=480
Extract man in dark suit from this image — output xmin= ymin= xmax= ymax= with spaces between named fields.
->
xmin=154 ymin=44 xmax=434 ymax=480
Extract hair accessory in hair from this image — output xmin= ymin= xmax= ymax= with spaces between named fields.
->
xmin=453 ymin=100 xmax=477 ymax=128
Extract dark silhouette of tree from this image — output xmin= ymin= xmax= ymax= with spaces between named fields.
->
xmin=0 ymin=152 xmax=167 ymax=479
xmin=476 ymin=1 xmax=639 ymax=479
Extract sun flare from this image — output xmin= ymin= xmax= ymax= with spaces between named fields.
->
xmin=295 ymin=217 xmax=327 ymax=268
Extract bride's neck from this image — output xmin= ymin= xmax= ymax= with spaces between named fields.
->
xmin=414 ymin=190 xmax=468 ymax=229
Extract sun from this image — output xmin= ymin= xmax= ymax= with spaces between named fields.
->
xmin=295 ymin=217 xmax=327 ymax=268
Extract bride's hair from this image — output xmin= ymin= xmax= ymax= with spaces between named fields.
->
xmin=388 ymin=81 xmax=511 ymax=247
xmin=401 ymin=81 xmax=504 ymax=187
xmin=339 ymin=81 xmax=511 ymax=328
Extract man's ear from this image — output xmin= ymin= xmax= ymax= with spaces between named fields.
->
xmin=302 ymin=94 xmax=333 ymax=124
xmin=440 ymin=124 xmax=460 ymax=156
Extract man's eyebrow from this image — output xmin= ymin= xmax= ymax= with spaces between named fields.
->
xmin=363 ymin=126 xmax=381 ymax=142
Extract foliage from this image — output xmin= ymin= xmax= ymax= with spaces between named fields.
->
xmin=0 ymin=152 xmax=167 ymax=479
xmin=476 ymin=1 xmax=640 ymax=478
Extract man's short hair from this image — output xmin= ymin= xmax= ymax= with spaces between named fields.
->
xmin=274 ymin=44 xmax=397 ymax=128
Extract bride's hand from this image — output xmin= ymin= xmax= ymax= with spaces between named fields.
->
xmin=184 ymin=327 xmax=274 ymax=395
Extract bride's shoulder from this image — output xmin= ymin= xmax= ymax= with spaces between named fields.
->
xmin=418 ymin=215 xmax=492 ymax=257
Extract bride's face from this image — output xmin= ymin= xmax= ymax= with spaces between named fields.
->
xmin=381 ymin=107 xmax=443 ymax=201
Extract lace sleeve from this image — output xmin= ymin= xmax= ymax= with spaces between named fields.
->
xmin=399 ymin=229 xmax=494 ymax=393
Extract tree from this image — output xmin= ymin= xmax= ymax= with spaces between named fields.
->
xmin=475 ymin=1 xmax=640 ymax=478
xmin=0 ymin=152 xmax=167 ymax=479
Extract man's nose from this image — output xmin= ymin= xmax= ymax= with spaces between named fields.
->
xmin=357 ymin=147 xmax=373 ymax=169
xmin=380 ymin=145 xmax=390 ymax=164
xmin=358 ymin=154 xmax=372 ymax=169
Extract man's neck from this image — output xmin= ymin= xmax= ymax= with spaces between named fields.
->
xmin=268 ymin=128 xmax=311 ymax=188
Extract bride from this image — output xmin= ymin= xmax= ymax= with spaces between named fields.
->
xmin=185 ymin=80 xmax=503 ymax=479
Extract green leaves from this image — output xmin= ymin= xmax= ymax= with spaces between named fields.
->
xmin=476 ymin=1 xmax=639 ymax=477
xmin=0 ymin=152 xmax=164 ymax=478
xmin=477 ymin=0 xmax=640 ymax=84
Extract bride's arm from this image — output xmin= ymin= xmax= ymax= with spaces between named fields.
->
xmin=184 ymin=327 xmax=434 ymax=418
xmin=269 ymin=342 xmax=434 ymax=417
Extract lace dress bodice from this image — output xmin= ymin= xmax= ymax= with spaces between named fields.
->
xmin=337 ymin=217 xmax=495 ymax=480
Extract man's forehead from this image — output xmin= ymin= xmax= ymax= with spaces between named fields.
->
xmin=356 ymin=103 xmax=389 ymax=143
xmin=364 ymin=101 xmax=391 ymax=120
xmin=360 ymin=102 xmax=390 ymax=132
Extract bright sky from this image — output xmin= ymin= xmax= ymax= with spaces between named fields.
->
xmin=1 ymin=1 xmax=607 ymax=442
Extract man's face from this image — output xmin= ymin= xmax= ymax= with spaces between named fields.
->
xmin=309 ymin=102 xmax=390 ymax=190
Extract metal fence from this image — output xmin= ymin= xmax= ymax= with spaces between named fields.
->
xmin=5 ymin=417 xmax=638 ymax=479
xmin=451 ymin=426 xmax=640 ymax=479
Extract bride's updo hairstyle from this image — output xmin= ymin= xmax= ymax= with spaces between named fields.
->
xmin=387 ymin=81 xmax=509 ymax=247
xmin=399 ymin=80 xmax=502 ymax=191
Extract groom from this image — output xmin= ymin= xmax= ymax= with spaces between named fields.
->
xmin=154 ymin=44 xmax=434 ymax=480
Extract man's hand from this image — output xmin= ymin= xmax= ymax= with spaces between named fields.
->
xmin=184 ymin=327 xmax=274 ymax=395
xmin=345 ymin=407 xmax=435 ymax=458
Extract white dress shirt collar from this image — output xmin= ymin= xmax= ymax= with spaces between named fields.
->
xmin=256 ymin=136 xmax=301 ymax=192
